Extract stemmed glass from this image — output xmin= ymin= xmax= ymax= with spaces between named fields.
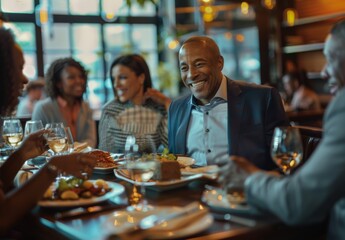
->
xmin=2 ymin=119 xmax=23 ymax=150
xmin=24 ymin=120 xmax=43 ymax=137
xmin=271 ymin=126 xmax=303 ymax=175
xmin=64 ymin=127 xmax=74 ymax=154
xmin=45 ymin=123 xmax=67 ymax=156
xmin=125 ymin=135 xmax=158 ymax=211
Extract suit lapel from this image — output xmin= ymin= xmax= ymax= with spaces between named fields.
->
xmin=175 ymin=98 xmax=192 ymax=154
xmin=227 ymin=80 xmax=244 ymax=155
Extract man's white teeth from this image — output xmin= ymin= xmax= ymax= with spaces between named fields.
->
xmin=191 ymin=81 xmax=204 ymax=88
xmin=117 ymin=90 xmax=123 ymax=96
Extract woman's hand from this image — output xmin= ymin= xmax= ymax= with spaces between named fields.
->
xmin=15 ymin=129 xmax=49 ymax=161
xmin=49 ymin=153 xmax=97 ymax=179
xmin=144 ymin=88 xmax=171 ymax=110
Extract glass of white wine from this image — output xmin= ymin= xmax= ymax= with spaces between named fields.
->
xmin=271 ymin=126 xmax=303 ymax=175
xmin=45 ymin=123 xmax=67 ymax=156
xmin=2 ymin=119 xmax=23 ymax=150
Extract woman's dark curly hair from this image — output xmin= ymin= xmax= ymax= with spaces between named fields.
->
xmin=110 ymin=54 xmax=152 ymax=99
xmin=45 ymin=57 xmax=87 ymax=100
xmin=0 ymin=28 xmax=22 ymax=116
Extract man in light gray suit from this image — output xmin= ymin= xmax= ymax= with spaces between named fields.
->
xmin=225 ymin=20 xmax=345 ymax=239
xmin=168 ymin=36 xmax=289 ymax=170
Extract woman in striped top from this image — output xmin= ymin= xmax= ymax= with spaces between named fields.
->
xmin=98 ymin=54 xmax=171 ymax=153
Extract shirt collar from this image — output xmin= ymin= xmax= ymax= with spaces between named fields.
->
xmin=56 ymin=96 xmax=81 ymax=108
xmin=191 ymin=74 xmax=227 ymax=106
xmin=57 ymin=96 xmax=68 ymax=107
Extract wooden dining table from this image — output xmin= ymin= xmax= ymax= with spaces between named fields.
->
xmin=30 ymin=172 xmax=326 ymax=240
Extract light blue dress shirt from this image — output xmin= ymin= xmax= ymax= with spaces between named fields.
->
xmin=186 ymin=75 xmax=228 ymax=166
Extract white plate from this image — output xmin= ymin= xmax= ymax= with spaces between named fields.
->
xmin=93 ymin=166 xmax=116 ymax=174
xmin=104 ymin=206 xmax=213 ymax=239
xmin=202 ymin=189 xmax=260 ymax=216
xmin=92 ymin=153 xmax=124 ymax=175
xmin=114 ymin=169 xmax=203 ymax=192
xmin=181 ymin=165 xmax=219 ymax=180
xmin=38 ymin=181 xmax=125 ymax=208
xmin=177 ymin=156 xmax=195 ymax=167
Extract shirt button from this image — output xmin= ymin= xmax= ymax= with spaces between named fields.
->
xmin=207 ymin=149 xmax=211 ymax=153
xmin=206 ymin=112 xmax=209 ymax=115
xmin=205 ymin=129 xmax=209 ymax=133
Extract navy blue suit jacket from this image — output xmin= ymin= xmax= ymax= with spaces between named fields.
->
xmin=168 ymin=79 xmax=290 ymax=170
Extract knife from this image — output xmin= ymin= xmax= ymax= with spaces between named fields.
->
xmin=55 ymin=204 xmax=126 ymax=220
xmin=119 ymin=202 xmax=203 ymax=236
xmin=213 ymin=212 xmax=257 ymax=227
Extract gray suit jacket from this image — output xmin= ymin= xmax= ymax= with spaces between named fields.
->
xmin=32 ymin=98 xmax=96 ymax=147
xmin=168 ymin=79 xmax=289 ymax=170
xmin=245 ymin=88 xmax=345 ymax=239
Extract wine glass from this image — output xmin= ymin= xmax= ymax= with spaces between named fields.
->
xmin=64 ymin=127 xmax=74 ymax=154
xmin=2 ymin=119 xmax=23 ymax=150
xmin=271 ymin=126 xmax=303 ymax=175
xmin=126 ymin=135 xmax=158 ymax=211
xmin=24 ymin=120 xmax=43 ymax=137
xmin=45 ymin=123 xmax=67 ymax=156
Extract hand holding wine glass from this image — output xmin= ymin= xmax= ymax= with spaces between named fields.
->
xmin=271 ymin=126 xmax=303 ymax=175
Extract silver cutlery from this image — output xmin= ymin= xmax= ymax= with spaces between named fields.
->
xmin=213 ymin=212 xmax=256 ymax=227
xmin=55 ymin=204 xmax=126 ymax=220
xmin=118 ymin=202 xmax=202 ymax=236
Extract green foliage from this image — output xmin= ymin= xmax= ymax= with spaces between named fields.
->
xmin=125 ymin=0 xmax=157 ymax=8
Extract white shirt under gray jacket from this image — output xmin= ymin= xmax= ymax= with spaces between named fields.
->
xmin=245 ymin=88 xmax=345 ymax=239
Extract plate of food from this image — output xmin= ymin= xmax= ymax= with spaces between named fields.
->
xmin=202 ymin=188 xmax=260 ymax=216
xmin=89 ymin=150 xmax=122 ymax=174
xmin=39 ymin=178 xmax=125 ymax=208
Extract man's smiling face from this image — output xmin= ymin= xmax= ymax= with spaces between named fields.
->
xmin=179 ymin=39 xmax=224 ymax=105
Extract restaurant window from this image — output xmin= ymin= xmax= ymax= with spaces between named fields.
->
xmin=0 ymin=0 xmax=160 ymax=114
xmin=0 ymin=0 xmax=34 ymax=13
xmin=3 ymin=22 xmax=37 ymax=79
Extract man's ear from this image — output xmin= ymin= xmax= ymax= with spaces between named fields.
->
xmin=218 ymin=56 xmax=224 ymax=71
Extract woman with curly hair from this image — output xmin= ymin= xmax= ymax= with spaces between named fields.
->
xmin=0 ymin=28 xmax=97 ymax=237
xmin=98 ymin=54 xmax=171 ymax=153
xmin=32 ymin=58 xmax=96 ymax=147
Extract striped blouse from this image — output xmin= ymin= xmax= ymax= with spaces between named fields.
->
xmin=98 ymin=99 xmax=168 ymax=153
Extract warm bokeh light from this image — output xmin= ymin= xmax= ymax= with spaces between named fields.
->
xmin=168 ymin=39 xmax=180 ymax=50
xmin=241 ymin=2 xmax=249 ymax=15
xmin=284 ymin=8 xmax=298 ymax=26
xmin=39 ymin=9 xmax=48 ymax=24
xmin=224 ymin=32 xmax=233 ymax=40
xmin=261 ymin=0 xmax=276 ymax=10
xmin=236 ymin=34 xmax=245 ymax=42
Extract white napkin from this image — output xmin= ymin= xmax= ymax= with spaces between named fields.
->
xmin=148 ymin=202 xmax=208 ymax=232
xmin=73 ymin=142 xmax=89 ymax=152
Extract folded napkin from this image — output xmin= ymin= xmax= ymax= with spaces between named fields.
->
xmin=73 ymin=142 xmax=89 ymax=153
xmin=14 ymin=170 xmax=33 ymax=187
xmin=148 ymin=202 xmax=208 ymax=232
